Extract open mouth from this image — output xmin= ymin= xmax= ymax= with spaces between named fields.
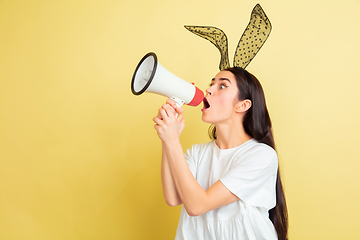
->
xmin=202 ymin=98 xmax=210 ymax=110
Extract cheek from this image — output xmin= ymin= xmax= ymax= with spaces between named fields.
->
xmin=216 ymin=95 xmax=237 ymax=109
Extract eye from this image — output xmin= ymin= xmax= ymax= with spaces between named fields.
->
xmin=220 ymin=84 xmax=227 ymax=89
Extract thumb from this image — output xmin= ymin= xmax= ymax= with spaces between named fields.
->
xmin=175 ymin=106 xmax=184 ymax=119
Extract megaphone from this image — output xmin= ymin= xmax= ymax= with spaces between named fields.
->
xmin=131 ymin=52 xmax=204 ymax=107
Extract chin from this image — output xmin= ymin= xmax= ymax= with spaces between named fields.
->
xmin=201 ymin=113 xmax=208 ymax=123
xmin=201 ymin=113 xmax=213 ymax=124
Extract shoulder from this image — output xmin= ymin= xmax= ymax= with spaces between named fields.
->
xmin=236 ymin=140 xmax=278 ymax=167
xmin=246 ymin=140 xmax=276 ymax=157
xmin=184 ymin=142 xmax=213 ymax=168
xmin=186 ymin=141 xmax=214 ymax=155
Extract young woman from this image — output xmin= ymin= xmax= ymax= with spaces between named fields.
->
xmin=153 ymin=67 xmax=288 ymax=240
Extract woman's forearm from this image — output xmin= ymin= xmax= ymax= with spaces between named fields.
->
xmin=163 ymin=140 xmax=210 ymax=216
xmin=161 ymin=142 xmax=182 ymax=206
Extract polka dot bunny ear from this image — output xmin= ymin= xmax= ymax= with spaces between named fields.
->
xmin=184 ymin=26 xmax=230 ymax=71
xmin=185 ymin=4 xmax=272 ymax=70
xmin=234 ymin=4 xmax=272 ymax=69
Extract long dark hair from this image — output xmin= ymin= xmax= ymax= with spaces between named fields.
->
xmin=209 ymin=67 xmax=288 ymax=240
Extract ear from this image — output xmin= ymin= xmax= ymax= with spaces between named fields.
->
xmin=235 ymin=99 xmax=252 ymax=113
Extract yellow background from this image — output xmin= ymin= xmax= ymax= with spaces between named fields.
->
xmin=1 ymin=0 xmax=359 ymax=239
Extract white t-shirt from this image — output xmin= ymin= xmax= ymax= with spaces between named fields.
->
xmin=175 ymin=139 xmax=278 ymax=240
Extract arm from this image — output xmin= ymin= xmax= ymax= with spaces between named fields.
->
xmin=153 ymin=102 xmax=239 ymax=216
xmin=161 ymin=141 xmax=182 ymax=206
xmin=163 ymin=139 xmax=239 ymax=216
xmin=154 ymin=100 xmax=182 ymax=207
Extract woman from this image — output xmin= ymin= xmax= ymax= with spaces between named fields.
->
xmin=153 ymin=67 xmax=288 ymax=240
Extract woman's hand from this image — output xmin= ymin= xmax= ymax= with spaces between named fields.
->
xmin=153 ymin=99 xmax=185 ymax=143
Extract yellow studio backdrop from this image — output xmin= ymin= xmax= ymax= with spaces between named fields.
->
xmin=0 ymin=0 xmax=359 ymax=239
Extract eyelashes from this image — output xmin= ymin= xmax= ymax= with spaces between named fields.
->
xmin=209 ymin=83 xmax=228 ymax=89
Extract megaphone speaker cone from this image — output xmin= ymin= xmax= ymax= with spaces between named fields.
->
xmin=131 ymin=52 xmax=157 ymax=95
xmin=131 ymin=52 xmax=204 ymax=107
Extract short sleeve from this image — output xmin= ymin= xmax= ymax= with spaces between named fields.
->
xmin=220 ymin=144 xmax=278 ymax=209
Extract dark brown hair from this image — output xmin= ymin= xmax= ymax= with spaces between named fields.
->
xmin=209 ymin=67 xmax=288 ymax=240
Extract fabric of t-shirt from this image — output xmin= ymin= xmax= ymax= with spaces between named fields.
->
xmin=174 ymin=139 xmax=278 ymax=240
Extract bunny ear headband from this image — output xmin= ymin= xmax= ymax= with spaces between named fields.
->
xmin=185 ymin=4 xmax=271 ymax=70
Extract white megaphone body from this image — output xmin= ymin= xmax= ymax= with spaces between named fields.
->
xmin=131 ymin=52 xmax=204 ymax=107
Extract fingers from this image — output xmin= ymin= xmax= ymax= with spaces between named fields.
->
xmin=152 ymin=116 xmax=162 ymax=126
xmin=175 ymin=105 xmax=184 ymax=116
xmin=165 ymin=99 xmax=184 ymax=116
xmin=153 ymin=101 xmax=186 ymax=140
xmin=166 ymin=99 xmax=177 ymax=109
xmin=154 ymin=100 xmax=185 ymax=125
xmin=161 ymin=104 xmax=177 ymax=119
xmin=156 ymin=106 xmax=168 ymax=119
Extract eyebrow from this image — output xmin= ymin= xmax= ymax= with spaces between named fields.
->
xmin=211 ymin=77 xmax=231 ymax=83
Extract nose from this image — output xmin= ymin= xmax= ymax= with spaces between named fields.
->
xmin=206 ymin=86 xmax=213 ymax=96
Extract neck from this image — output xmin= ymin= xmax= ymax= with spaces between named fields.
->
xmin=214 ymin=121 xmax=252 ymax=149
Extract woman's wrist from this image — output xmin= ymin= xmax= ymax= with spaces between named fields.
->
xmin=162 ymin=138 xmax=181 ymax=150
